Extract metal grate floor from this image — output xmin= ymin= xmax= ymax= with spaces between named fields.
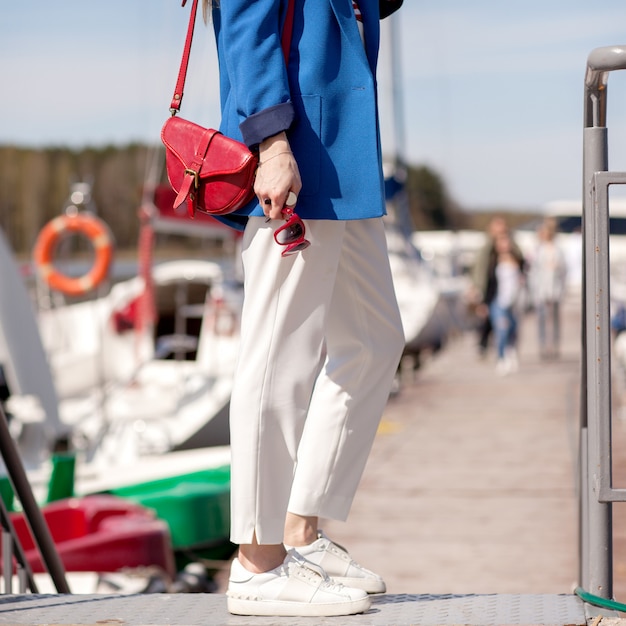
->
xmin=0 ymin=593 xmax=590 ymax=625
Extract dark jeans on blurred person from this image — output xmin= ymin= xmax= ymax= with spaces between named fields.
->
xmin=489 ymin=302 xmax=518 ymax=361
xmin=478 ymin=315 xmax=492 ymax=356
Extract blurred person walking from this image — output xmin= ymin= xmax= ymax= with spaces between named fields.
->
xmin=490 ymin=232 xmax=525 ymax=375
xmin=528 ymin=218 xmax=568 ymax=359
xmin=470 ymin=216 xmax=525 ymax=358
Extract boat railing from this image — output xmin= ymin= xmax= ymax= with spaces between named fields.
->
xmin=580 ymin=44 xmax=626 ymax=601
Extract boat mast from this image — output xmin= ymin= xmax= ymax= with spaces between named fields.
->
xmin=380 ymin=13 xmax=412 ymax=234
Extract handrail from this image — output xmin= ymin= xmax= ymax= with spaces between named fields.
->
xmin=584 ymin=46 xmax=626 ymax=128
xmin=580 ymin=44 xmax=626 ymax=602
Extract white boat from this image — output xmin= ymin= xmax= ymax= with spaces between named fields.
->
xmin=411 ymin=228 xmax=487 ymax=280
xmin=385 ymin=224 xmax=450 ymax=357
xmin=36 ymin=257 xmax=241 ymax=464
xmin=2 ymin=182 xmax=242 ymax=476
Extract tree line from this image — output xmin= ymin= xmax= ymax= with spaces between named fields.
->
xmin=0 ymin=143 xmax=470 ymax=257
xmin=0 ymin=144 xmax=153 ymax=256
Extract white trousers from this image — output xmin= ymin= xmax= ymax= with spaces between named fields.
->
xmin=229 ymin=216 xmax=404 ymax=545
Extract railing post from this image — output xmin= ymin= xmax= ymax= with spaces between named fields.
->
xmin=581 ymin=44 xmax=626 ymax=599
xmin=583 ymin=162 xmax=611 ymax=598
xmin=0 ymin=403 xmax=69 ymax=593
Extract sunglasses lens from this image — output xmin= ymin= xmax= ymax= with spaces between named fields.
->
xmin=275 ymin=221 xmax=304 ymax=245
xmin=281 ymin=239 xmax=311 ymax=257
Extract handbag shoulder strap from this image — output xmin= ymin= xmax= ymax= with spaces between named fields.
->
xmin=170 ymin=0 xmax=295 ymax=115
xmin=281 ymin=0 xmax=295 ymax=62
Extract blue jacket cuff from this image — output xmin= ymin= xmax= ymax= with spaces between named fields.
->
xmin=239 ymin=102 xmax=295 ymax=149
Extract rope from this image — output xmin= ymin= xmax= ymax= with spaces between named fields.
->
xmin=575 ymin=586 xmax=626 ymax=613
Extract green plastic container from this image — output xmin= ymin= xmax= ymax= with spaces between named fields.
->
xmin=46 ymin=452 xmax=75 ymax=503
xmin=104 ymin=464 xmax=234 ymax=569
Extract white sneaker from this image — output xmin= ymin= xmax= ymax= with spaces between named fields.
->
xmin=292 ymin=530 xmax=386 ymax=593
xmin=506 ymin=348 xmax=519 ymax=372
xmin=227 ymin=550 xmax=371 ymax=616
xmin=496 ymin=358 xmax=509 ymax=376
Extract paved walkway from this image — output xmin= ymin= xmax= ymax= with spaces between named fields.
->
xmin=320 ymin=292 xmax=583 ymax=597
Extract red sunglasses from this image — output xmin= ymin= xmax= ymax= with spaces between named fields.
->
xmin=273 ymin=207 xmax=310 ymax=256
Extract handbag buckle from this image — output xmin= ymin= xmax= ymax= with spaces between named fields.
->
xmin=184 ymin=168 xmax=199 ymax=188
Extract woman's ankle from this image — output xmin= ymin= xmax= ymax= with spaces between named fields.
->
xmin=238 ymin=543 xmax=287 ymax=574
xmin=284 ymin=513 xmax=319 ymax=547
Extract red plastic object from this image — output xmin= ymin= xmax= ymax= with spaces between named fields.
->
xmin=4 ymin=495 xmax=176 ymax=578
xmin=152 ymin=184 xmax=234 ymax=229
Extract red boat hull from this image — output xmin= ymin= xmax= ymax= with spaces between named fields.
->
xmin=5 ymin=495 xmax=176 ymax=578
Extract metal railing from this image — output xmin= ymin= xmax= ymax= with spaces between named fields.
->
xmin=581 ymin=44 xmax=626 ymax=600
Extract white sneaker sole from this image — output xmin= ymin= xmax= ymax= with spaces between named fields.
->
xmin=331 ymin=575 xmax=386 ymax=594
xmin=227 ymin=594 xmax=371 ymax=617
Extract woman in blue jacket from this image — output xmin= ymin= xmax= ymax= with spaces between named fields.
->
xmin=208 ymin=0 xmax=405 ymax=616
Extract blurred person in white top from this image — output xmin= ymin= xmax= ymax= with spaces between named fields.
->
xmin=528 ymin=218 xmax=568 ymax=359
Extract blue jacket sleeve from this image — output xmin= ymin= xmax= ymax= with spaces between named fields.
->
xmin=217 ymin=0 xmax=295 ymax=149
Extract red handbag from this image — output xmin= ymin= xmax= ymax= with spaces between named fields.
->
xmin=161 ymin=0 xmax=294 ymax=219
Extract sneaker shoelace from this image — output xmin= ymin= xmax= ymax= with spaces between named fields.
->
xmin=316 ymin=531 xmax=361 ymax=567
xmin=285 ymin=550 xmax=347 ymax=592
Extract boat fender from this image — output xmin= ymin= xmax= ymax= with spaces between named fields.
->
xmin=210 ymin=296 xmax=237 ymax=336
xmin=33 ymin=214 xmax=114 ymax=297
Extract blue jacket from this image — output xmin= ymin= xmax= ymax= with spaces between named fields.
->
xmin=212 ymin=0 xmax=386 ymax=230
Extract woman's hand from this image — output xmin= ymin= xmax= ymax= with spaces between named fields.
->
xmin=255 ymin=132 xmax=302 ymax=220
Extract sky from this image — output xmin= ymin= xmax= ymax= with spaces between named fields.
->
xmin=2 ymin=2 xmax=626 ymax=213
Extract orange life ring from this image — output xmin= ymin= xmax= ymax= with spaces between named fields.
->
xmin=33 ymin=214 xmax=114 ymax=297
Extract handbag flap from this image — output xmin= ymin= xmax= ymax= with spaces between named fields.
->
xmin=161 ymin=116 xmax=256 ymax=179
